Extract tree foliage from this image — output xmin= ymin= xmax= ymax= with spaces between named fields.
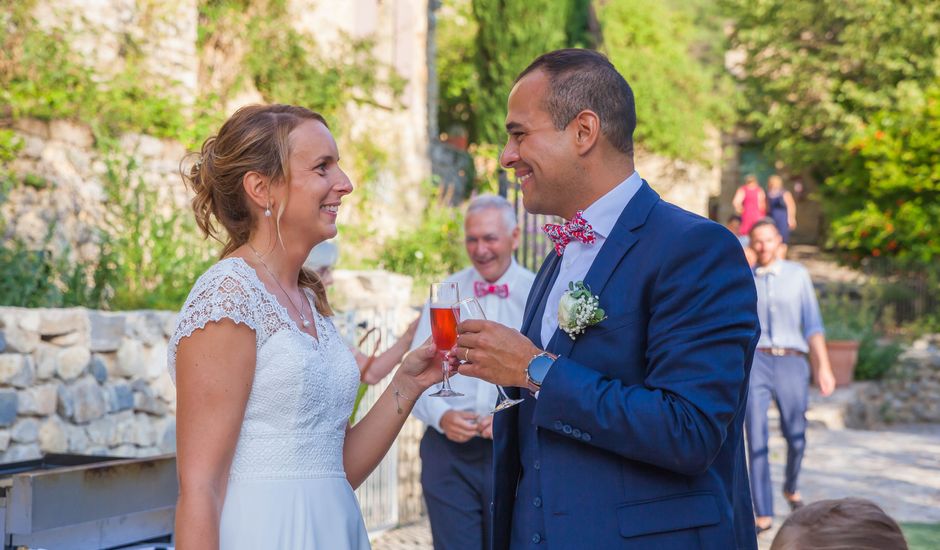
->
xmin=725 ymin=0 xmax=940 ymax=266
xmin=825 ymin=83 xmax=940 ymax=265
xmin=374 ymin=185 xmax=466 ymax=294
xmin=726 ymin=0 xmax=940 ymax=171
xmin=436 ymin=0 xmax=733 ymax=164
xmin=599 ymin=0 xmax=735 ymax=161
xmin=470 ymin=0 xmax=572 ymax=146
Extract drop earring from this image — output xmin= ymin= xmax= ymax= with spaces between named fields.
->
xmin=264 ymin=203 xmax=272 ymax=217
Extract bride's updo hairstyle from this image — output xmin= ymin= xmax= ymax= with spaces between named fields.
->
xmin=181 ymin=104 xmax=333 ymax=316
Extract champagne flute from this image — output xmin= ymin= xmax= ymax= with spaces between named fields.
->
xmin=428 ymin=282 xmax=462 ymax=397
xmin=452 ymin=297 xmax=523 ymax=413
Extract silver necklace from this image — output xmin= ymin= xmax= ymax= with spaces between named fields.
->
xmin=248 ymin=244 xmax=312 ymax=328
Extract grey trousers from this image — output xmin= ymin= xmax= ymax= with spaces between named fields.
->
xmin=744 ymin=352 xmax=809 ymax=517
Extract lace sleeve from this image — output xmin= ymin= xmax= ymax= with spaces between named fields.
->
xmin=167 ymin=266 xmax=259 ymax=382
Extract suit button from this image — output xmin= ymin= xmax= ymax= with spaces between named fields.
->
xmin=582 ymin=432 xmax=592 ymax=442
xmin=533 ymin=496 xmax=542 ymax=508
xmin=562 ymin=425 xmax=572 ymax=434
xmin=532 ymin=533 xmax=542 ymax=544
xmin=533 ymin=460 xmax=540 ymax=471
xmin=572 ymin=428 xmax=581 ymax=438
xmin=553 ymin=420 xmax=563 ymax=430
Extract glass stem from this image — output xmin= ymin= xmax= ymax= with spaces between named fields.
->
xmin=440 ymin=357 xmax=453 ymax=391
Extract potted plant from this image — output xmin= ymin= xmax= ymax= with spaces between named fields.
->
xmin=818 ymin=288 xmax=866 ymax=387
xmin=823 ymin=331 xmax=861 ymax=387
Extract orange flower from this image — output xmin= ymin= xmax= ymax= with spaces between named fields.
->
xmin=872 ymin=248 xmax=882 ymax=257
xmin=874 ymin=130 xmax=885 ymax=140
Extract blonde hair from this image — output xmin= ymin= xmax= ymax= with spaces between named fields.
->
xmin=181 ymin=104 xmax=333 ymax=315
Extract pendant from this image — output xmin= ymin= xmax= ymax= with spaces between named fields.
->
xmin=302 ymin=319 xmax=311 ymax=328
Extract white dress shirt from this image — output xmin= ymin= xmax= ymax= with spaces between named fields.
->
xmin=540 ymin=171 xmax=643 ymax=347
xmin=411 ymin=259 xmax=536 ymax=432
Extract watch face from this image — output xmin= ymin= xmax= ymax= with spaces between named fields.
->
xmin=529 ymin=354 xmax=554 ymax=385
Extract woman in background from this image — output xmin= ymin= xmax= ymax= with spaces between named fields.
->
xmin=733 ymin=173 xmax=766 ymax=236
xmin=766 ymin=174 xmax=797 ymax=259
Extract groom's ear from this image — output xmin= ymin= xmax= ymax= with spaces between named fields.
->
xmin=571 ymin=109 xmax=601 ymax=155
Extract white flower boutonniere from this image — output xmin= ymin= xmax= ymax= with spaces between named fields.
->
xmin=558 ymin=281 xmax=606 ymax=340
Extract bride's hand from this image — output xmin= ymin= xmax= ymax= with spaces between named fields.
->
xmin=395 ymin=337 xmax=451 ymax=394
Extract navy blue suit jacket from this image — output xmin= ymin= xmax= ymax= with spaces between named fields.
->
xmin=492 ymin=182 xmax=760 ymax=549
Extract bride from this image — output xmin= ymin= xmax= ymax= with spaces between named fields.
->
xmin=168 ymin=104 xmax=443 ymax=549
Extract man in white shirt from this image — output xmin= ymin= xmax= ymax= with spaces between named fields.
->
xmin=411 ymin=194 xmax=535 ymax=550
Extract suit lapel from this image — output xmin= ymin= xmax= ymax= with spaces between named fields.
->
xmin=504 ymin=252 xmax=560 ymax=401
xmin=520 ymin=252 xmax=561 ymax=337
xmin=549 ymin=181 xmax=661 ymax=358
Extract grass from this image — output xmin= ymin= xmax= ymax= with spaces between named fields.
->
xmin=901 ymin=523 xmax=940 ymax=550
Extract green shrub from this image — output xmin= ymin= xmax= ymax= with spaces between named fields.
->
xmin=856 ymin=333 xmax=903 ymax=381
xmin=824 ymin=83 xmax=940 ymax=268
xmin=0 ymin=3 xmax=191 ymax=144
xmin=0 ymin=226 xmax=112 ymax=309
xmin=0 ymin=130 xmax=24 ymax=201
xmin=375 ymin=186 xmax=466 ymax=292
xmin=99 ymin=156 xmax=216 ymax=310
xmin=819 ymin=283 xmax=904 ymax=380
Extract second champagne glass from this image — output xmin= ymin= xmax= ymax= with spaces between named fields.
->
xmin=428 ymin=282 xmax=462 ymax=397
xmin=452 ymin=297 xmax=524 ymax=413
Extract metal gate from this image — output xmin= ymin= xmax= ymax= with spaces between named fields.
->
xmin=335 ymin=308 xmax=401 ymax=535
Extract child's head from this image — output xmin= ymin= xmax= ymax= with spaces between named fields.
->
xmin=770 ymin=497 xmax=907 ymax=550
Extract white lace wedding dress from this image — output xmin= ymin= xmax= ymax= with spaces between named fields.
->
xmin=168 ymin=258 xmax=369 ymax=549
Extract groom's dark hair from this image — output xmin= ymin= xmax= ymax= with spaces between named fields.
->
xmin=516 ymin=49 xmax=637 ymax=155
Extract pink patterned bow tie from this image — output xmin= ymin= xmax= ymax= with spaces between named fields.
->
xmin=474 ymin=281 xmax=509 ymax=299
xmin=542 ymin=210 xmax=596 ymax=255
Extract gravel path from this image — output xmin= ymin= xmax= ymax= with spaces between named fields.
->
xmin=372 ymin=423 xmax=940 ymax=549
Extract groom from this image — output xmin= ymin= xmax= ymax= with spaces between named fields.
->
xmin=455 ymin=49 xmax=760 ymax=549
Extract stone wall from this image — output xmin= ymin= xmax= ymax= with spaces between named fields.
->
xmin=636 ymin=132 xmax=723 ymax=217
xmin=33 ymin=0 xmax=199 ymax=104
xmin=290 ymin=0 xmax=432 ymax=244
xmin=0 ymin=307 xmax=176 ymax=461
xmin=5 ymin=0 xmax=431 ymax=266
xmin=848 ymin=334 xmax=940 ymax=428
xmin=0 ymin=270 xmax=426 ymax=524
xmin=3 ymin=119 xmax=189 ymax=263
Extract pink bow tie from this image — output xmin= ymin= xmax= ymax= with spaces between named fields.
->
xmin=542 ymin=210 xmax=596 ymax=256
xmin=474 ymin=281 xmax=509 ymax=299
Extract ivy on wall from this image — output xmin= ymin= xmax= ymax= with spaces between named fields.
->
xmin=0 ymin=1 xmax=197 ymax=145
xmin=0 ymin=0 xmax=408 ymax=310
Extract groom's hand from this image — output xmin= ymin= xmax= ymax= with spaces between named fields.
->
xmin=454 ymin=319 xmax=540 ymax=387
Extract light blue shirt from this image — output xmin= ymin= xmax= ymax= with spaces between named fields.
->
xmin=753 ymin=260 xmax=825 ymax=353
xmin=540 ymin=171 xmax=643 ymax=347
